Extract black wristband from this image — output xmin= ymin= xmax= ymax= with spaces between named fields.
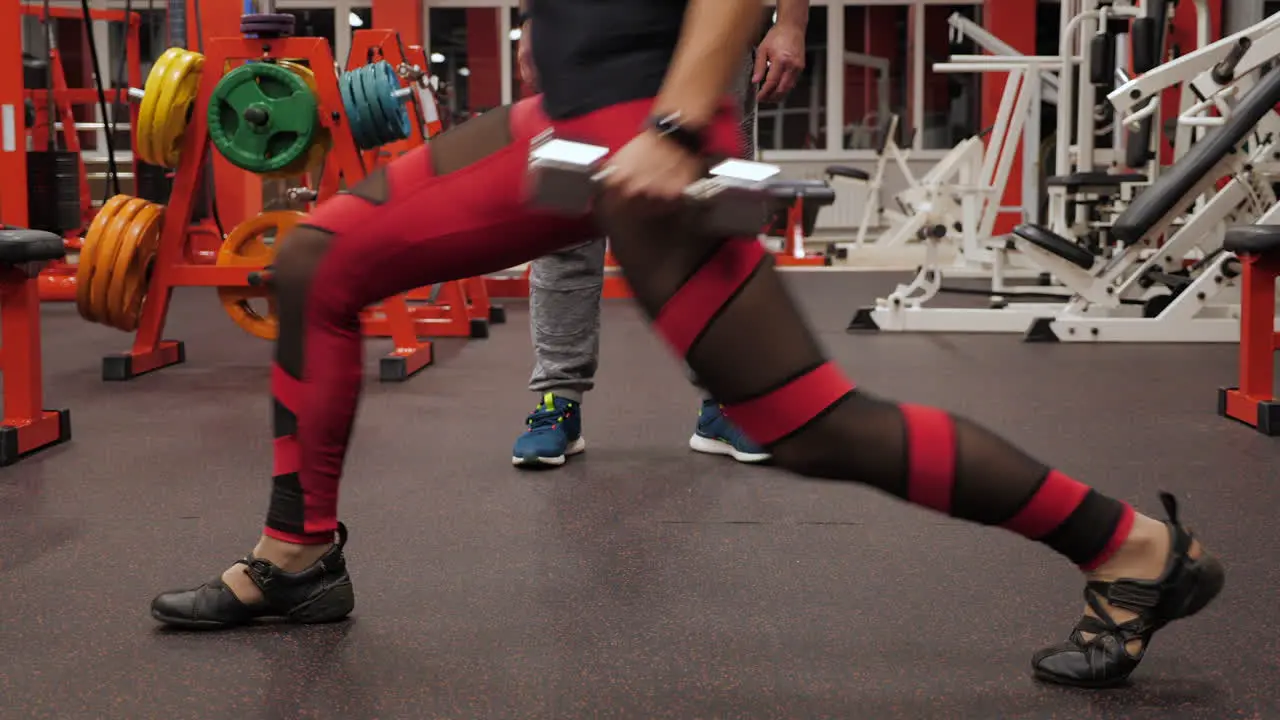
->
xmin=645 ymin=112 xmax=706 ymax=156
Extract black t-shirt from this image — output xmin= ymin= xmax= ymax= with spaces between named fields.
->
xmin=530 ymin=0 xmax=689 ymax=119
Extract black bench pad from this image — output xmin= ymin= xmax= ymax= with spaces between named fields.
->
xmin=1225 ymin=225 xmax=1280 ymax=255
xmin=1012 ymin=224 xmax=1096 ymax=270
xmin=1046 ymin=171 xmax=1148 ymax=189
xmin=767 ymin=180 xmax=836 ymax=206
xmin=0 ymin=228 xmax=65 ymax=265
xmin=825 ymin=165 xmax=870 ymax=182
xmin=1112 ymin=67 xmax=1280 ymax=245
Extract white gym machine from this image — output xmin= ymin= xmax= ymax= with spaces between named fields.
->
xmin=852 ymin=1 xmax=1267 ymax=339
xmin=1018 ymin=12 xmax=1280 ymax=343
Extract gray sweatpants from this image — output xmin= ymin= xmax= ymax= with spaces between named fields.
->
xmin=528 ymin=56 xmax=759 ymax=401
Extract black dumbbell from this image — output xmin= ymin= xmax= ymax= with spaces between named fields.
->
xmin=526 ymin=130 xmax=785 ymax=237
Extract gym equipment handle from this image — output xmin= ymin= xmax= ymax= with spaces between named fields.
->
xmin=1211 ymin=38 xmax=1252 ymax=85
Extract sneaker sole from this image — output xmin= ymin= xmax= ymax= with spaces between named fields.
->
xmin=151 ymin=579 xmax=355 ymax=630
xmin=512 ymin=436 xmax=587 ymax=468
xmin=688 ymin=433 xmax=771 ymax=464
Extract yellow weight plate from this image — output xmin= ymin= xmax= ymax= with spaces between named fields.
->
xmin=138 ymin=48 xmax=205 ymax=168
xmin=88 ymin=197 xmax=150 ymax=325
xmin=216 ymin=211 xmax=307 ymax=340
xmin=76 ymin=194 xmax=132 ymax=323
xmin=263 ymin=61 xmax=329 ymax=179
xmin=136 ymin=48 xmax=180 ymax=166
xmin=104 ymin=202 xmax=164 ymax=331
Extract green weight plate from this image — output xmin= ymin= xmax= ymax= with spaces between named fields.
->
xmin=374 ymin=62 xmax=411 ymax=143
xmin=209 ymin=62 xmax=318 ymax=173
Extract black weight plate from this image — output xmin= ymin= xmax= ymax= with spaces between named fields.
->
xmin=241 ymin=19 xmax=296 ymax=29
xmin=241 ymin=22 xmax=295 ymax=35
xmin=241 ymin=13 xmax=297 ymax=26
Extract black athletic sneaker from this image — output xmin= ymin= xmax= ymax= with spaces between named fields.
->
xmin=150 ymin=523 xmax=355 ymax=630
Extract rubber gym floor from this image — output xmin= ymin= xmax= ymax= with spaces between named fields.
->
xmin=1 ymin=271 xmax=1275 ymax=720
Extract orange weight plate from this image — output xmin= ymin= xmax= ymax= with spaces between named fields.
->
xmin=76 ymin=195 xmax=132 ymax=323
xmin=87 ymin=197 xmax=151 ymax=326
xmin=216 ymin=211 xmax=306 ymax=340
xmin=104 ymin=202 xmax=164 ymax=331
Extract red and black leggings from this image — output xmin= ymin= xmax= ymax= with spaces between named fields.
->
xmin=265 ymin=96 xmax=1134 ymax=570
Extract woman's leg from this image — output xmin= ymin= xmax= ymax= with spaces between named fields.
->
xmin=151 ymin=99 xmax=596 ymax=628
xmin=596 ymin=110 xmax=1223 ymax=686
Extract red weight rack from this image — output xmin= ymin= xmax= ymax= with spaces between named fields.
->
xmin=339 ymin=31 xmax=500 ymax=341
xmin=0 ymin=0 xmax=71 ymax=463
xmin=21 ymin=4 xmax=142 ymax=300
xmin=103 ymin=34 xmax=434 ymax=383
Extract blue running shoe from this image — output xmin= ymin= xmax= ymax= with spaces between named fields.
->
xmin=689 ymin=399 xmax=771 ymax=463
xmin=512 ymin=393 xmax=586 ymax=468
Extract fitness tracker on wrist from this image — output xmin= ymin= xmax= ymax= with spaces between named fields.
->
xmin=645 ymin=112 xmax=706 ymax=156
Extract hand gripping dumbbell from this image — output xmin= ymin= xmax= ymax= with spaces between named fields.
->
xmin=526 ymin=130 xmax=784 ymax=237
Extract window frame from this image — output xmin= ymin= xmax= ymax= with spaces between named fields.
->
xmin=65 ymin=0 xmax=986 ymax=162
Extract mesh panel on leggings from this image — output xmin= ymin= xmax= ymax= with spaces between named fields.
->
xmin=604 ymin=208 xmax=828 ymax=419
xmin=429 ymin=104 xmax=514 ymax=176
xmin=684 ymin=257 xmax=826 ymax=405
xmin=347 ymin=166 xmax=390 ymax=205
xmin=951 ymin=419 xmax=1053 ymax=524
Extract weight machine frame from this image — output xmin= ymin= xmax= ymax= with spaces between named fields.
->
xmin=1109 ymin=12 xmax=1280 ymax=125
xmin=0 ymin=0 xmax=71 ymax=464
xmin=104 ymin=33 xmax=435 ymax=383
xmin=339 ymin=32 xmax=503 ymax=342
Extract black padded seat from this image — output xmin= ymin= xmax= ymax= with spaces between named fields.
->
xmin=1113 ymin=67 xmax=1280 ymax=245
xmin=764 ymin=181 xmax=836 ymax=237
xmin=0 ymin=228 xmax=65 ymax=265
xmin=767 ymin=179 xmax=837 ymax=206
xmin=1045 ymin=171 xmax=1148 ymax=190
xmin=1012 ymin=224 xmax=1096 ymax=270
xmin=1224 ymin=225 xmax=1280 ymax=255
xmin=825 ymin=165 xmax=870 ymax=182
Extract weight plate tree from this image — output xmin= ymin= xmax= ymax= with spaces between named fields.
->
xmin=216 ymin=211 xmax=306 ymax=340
xmin=208 ymin=62 xmax=319 ymax=174
xmin=340 ymin=61 xmax=413 ymax=150
xmin=136 ymin=48 xmax=205 ymax=169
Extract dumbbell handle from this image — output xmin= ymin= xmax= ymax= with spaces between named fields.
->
xmin=529 ymin=135 xmax=781 ymax=237
xmin=589 ymin=166 xmax=758 ymax=203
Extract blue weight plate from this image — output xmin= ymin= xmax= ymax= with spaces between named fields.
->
xmin=354 ymin=65 xmax=386 ymax=149
xmin=375 ymin=62 xmax=411 ymax=143
xmin=337 ymin=68 xmax=373 ymax=149
xmin=359 ymin=63 xmax=395 ymax=148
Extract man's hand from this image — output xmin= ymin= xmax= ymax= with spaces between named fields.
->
xmin=601 ymin=131 xmax=703 ymax=205
xmin=753 ymin=21 xmax=805 ymax=103
xmin=517 ymin=22 xmax=538 ymax=92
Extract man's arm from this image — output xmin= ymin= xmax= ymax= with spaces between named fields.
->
xmin=754 ymin=0 xmax=808 ymax=102
xmin=651 ymin=0 xmax=764 ymax=130
xmin=774 ymin=0 xmax=809 ymax=31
